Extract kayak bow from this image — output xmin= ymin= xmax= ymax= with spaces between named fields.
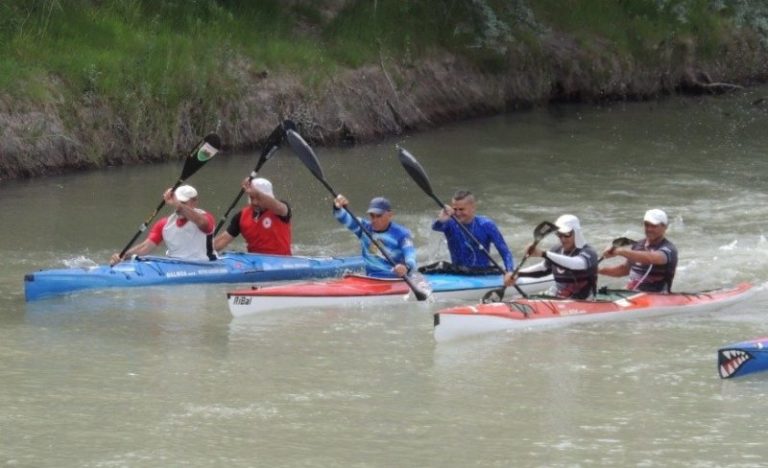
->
xmin=718 ymin=337 xmax=768 ymax=379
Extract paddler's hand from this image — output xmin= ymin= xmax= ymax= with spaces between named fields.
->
xmin=437 ymin=204 xmax=453 ymax=222
xmin=503 ymin=272 xmax=518 ymax=287
xmin=334 ymin=194 xmax=348 ymax=209
xmin=109 ymin=253 xmax=123 ymax=266
xmin=602 ymin=245 xmax=618 ymax=259
xmin=525 ymin=242 xmax=544 ymax=257
xmin=393 ymin=263 xmax=408 ymax=277
xmin=163 ymin=187 xmax=181 ymax=208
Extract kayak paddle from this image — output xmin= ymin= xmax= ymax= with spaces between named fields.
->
xmin=397 ymin=146 xmax=526 ymax=297
xmin=285 ymin=130 xmax=431 ymax=302
xmin=481 ymin=220 xmax=558 ymax=303
xmin=116 ymin=133 xmax=222 ymax=262
xmin=213 ymin=120 xmax=296 ymax=236
xmin=598 ymin=237 xmax=636 ymax=263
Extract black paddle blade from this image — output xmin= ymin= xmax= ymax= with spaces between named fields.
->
xmin=286 ymin=129 xmax=326 ymax=183
xmin=482 ymin=287 xmax=505 ymax=304
xmin=282 ymin=119 xmax=297 ymax=132
xmin=612 ymin=237 xmax=636 ymax=248
xmin=180 ymin=133 xmax=222 ymax=180
xmin=533 ymin=221 xmax=559 ymax=241
xmin=252 ymin=122 xmax=292 ymax=173
xmin=408 ymin=272 xmax=433 ymax=302
xmin=397 ymin=146 xmax=435 ymax=197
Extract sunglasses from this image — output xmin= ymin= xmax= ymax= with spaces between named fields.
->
xmin=556 ymin=231 xmax=574 ymax=238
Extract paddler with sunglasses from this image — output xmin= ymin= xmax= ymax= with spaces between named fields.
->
xmin=503 ymin=214 xmax=599 ymax=299
xmin=333 ymin=195 xmax=417 ymax=278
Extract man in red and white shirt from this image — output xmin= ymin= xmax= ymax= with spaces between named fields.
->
xmin=213 ymin=177 xmax=292 ymax=255
xmin=110 ymin=185 xmax=216 ymax=265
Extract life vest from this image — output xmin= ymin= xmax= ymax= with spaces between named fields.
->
xmin=628 ymin=238 xmax=678 ymax=292
xmin=239 ymin=206 xmax=292 ymax=255
xmin=548 ymin=245 xmax=598 ymax=299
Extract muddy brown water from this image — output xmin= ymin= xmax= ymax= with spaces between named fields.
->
xmin=2 ymin=88 xmax=768 ymax=466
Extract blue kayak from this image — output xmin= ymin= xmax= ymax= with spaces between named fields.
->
xmin=24 ymin=252 xmax=365 ymax=301
xmin=718 ymin=337 xmax=768 ymax=379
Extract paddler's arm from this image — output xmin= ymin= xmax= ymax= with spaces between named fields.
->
xmin=243 ymin=177 xmax=289 ymax=217
xmin=431 ymin=205 xmax=453 ymax=231
xmin=167 ymin=193 xmax=214 ymax=234
xmin=110 ymin=238 xmax=158 ymax=265
xmin=486 ymin=221 xmax=515 ymax=271
xmin=395 ymin=233 xmax=418 ymax=278
xmin=333 ymin=194 xmax=364 ymax=239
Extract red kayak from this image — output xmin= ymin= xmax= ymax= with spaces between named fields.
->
xmin=227 ymin=273 xmax=553 ymax=317
xmin=434 ymin=283 xmax=754 ymax=342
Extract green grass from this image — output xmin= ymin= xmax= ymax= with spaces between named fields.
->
xmin=0 ymin=1 xmax=760 ymax=111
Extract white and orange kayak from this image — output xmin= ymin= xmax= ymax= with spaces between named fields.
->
xmin=227 ymin=273 xmax=554 ymax=317
xmin=434 ymin=282 xmax=754 ymax=342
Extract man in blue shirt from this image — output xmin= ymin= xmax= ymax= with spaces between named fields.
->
xmin=333 ymin=194 xmax=417 ymax=278
xmin=431 ymin=190 xmax=514 ymax=272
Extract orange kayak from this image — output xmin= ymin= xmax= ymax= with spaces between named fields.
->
xmin=434 ymin=282 xmax=754 ymax=342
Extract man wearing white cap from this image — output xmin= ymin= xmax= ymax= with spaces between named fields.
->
xmin=504 ymin=214 xmax=599 ymax=299
xmin=110 ymin=184 xmax=215 ymax=264
xmin=599 ymin=208 xmax=678 ymax=293
xmin=213 ymin=177 xmax=292 ymax=255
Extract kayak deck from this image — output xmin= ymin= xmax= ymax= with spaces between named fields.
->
xmin=434 ymin=283 xmax=754 ymax=342
xmin=227 ymin=273 xmax=555 ymax=317
xmin=24 ymin=252 xmax=365 ymax=301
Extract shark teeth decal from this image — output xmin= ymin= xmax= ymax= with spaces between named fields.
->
xmin=718 ymin=348 xmax=752 ymax=379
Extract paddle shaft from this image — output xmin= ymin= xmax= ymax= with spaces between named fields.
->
xmin=426 ymin=193 xmax=529 ymax=297
xmin=333 ymin=193 xmax=427 ymax=300
xmin=213 ymin=121 xmax=293 ymax=236
xmin=117 ymin=134 xmax=220 ymax=260
xmin=287 ymin=131 xmax=428 ymax=300
xmin=213 ymin=148 xmax=277 ymax=235
xmin=118 ymin=179 xmax=182 ymax=259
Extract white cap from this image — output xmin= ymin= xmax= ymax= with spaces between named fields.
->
xmin=174 ymin=185 xmax=198 ymax=202
xmin=250 ymin=178 xmax=274 ymax=198
xmin=555 ymin=214 xmax=586 ymax=248
xmin=644 ymin=209 xmax=668 ymax=226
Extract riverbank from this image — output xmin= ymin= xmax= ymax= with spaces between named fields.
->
xmin=1 ymin=1 xmax=767 ymax=180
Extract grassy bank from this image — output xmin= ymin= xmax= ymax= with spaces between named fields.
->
xmin=0 ymin=0 xmax=767 ymax=177
xmin=3 ymin=1 xmax=765 ymax=101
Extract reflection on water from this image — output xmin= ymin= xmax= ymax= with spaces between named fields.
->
xmin=3 ymin=88 xmax=768 ymax=465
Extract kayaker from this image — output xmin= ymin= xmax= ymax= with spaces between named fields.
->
xmin=430 ymin=190 xmax=514 ymax=273
xmin=213 ymin=177 xmax=292 ymax=255
xmin=598 ymin=208 xmax=678 ymax=292
xmin=109 ymin=185 xmax=216 ymax=265
xmin=503 ymin=214 xmax=598 ymax=299
xmin=333 ymin=195 xmax=416 ymax=278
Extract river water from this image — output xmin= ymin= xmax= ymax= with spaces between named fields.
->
xmin=2 ymin=88 xmax=768 ymax=466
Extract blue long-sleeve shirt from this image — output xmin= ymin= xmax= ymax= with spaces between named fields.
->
xmin=334 ymin=207 xmax=417 ymax=278
xmin=431 ymin=215 xmax=514 ymax=271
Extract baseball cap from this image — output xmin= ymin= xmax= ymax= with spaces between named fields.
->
xmin=367 ymin=197 xmax=392 ymax=215
xmin=175 ymin=185 xmax=198 ymax=202
xmin=643 ymin=209 xmax=668 ymax=226
xmin=250 ymin=178 xmax=274 ymax=197
xmin=555 ymin=214 xmax=586 ymax=248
